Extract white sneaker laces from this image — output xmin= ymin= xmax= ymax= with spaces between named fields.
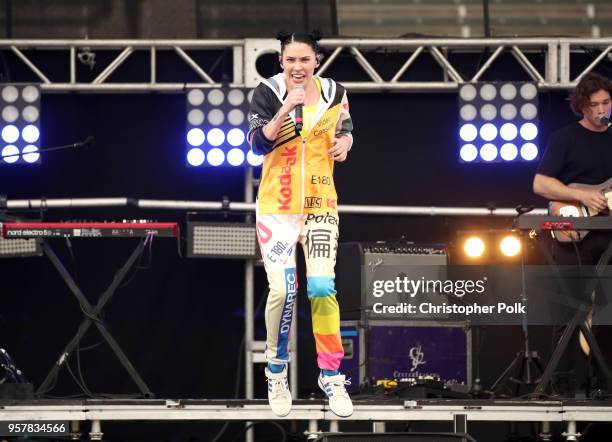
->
xmin=327 ymin=378 xmax=351 ymax=398
xmin=269 ymin=377 xmax=288 ymax=399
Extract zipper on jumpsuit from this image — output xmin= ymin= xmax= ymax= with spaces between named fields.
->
xmin=300 ymin=136 xmax=306 ymax=215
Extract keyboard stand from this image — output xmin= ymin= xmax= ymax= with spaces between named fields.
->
xmin=36 ymin=238 xmax=154 ymax=398
xmin=529 ymin=229 xmax=612 ymax=397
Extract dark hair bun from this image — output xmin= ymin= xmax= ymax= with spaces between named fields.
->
xmin=310 ymin=29 xmax=323 ymax=41
xmin=276 ymin=30 xmax=291 ymax=42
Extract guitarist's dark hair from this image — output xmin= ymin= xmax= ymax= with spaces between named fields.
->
xmin=569 ymin=71 xmax=612 ymax=117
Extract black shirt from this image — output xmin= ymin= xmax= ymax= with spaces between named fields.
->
xmin=537 ymin=122 xmax=612 ymax=185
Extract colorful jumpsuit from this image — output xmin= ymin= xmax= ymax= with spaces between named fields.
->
xmin=248 ymin=73 xmax=353 ymax=371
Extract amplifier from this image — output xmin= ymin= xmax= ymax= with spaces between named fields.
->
xmin=336 ymin=241 xmax=448 ymax=321
xmin=340 ymin=320 xmax=471 ymax=394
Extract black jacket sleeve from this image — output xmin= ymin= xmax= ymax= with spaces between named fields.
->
xmin=248 ymin=83 xmax=277 ymax=155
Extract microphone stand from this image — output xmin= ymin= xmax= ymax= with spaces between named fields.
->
xmin=0 ymin=136 xmax=94 ymax=161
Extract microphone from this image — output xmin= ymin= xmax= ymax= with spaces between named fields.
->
xmin=596 ymin=113 xmax=610 ymax=126
xmin=294 ymin=84 xmax=304 ymax=132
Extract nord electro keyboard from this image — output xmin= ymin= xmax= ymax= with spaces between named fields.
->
xmin=1 ymin=222 xmax=179 ymax=239
xmin=516 ymin=215 xmax=612 ymax=231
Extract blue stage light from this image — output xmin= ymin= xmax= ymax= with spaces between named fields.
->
xmin=460 ymin=124 xmax=478 ymax=142
xmin=187 ymin=128 xmax=205 ymax=146
xmin=480 ymin=143 xmax=498 ymax=162
xmin=460 ymin=144 xmax=478 ymax=162
xmin=247 ymin=149 xmax=264 ymax=166
xmin=500 ymin=123 xmax=518 ymax=141
xmin=500 ymin=143 xmax=518 ymax=161
xmin=22 ymin=125 xmax=39 ymax=143
xmin=207 ymin=148 xmax=225 ymax=166
xmin=207 ymin=128 xmax=225 ymax=146
xmin=21 ymin=145 xmax=39 ymax=163
xmin=2 ymin=125 xmax=19 ymax=143
xmin=479 ymin=123 xmax=498 ymax=141
xmin=520 ymin=143 xmax=538 ymax=161
xmin=2 ymin=145 xmax=18 ymax=163
xmin=187 ymin=147 xmax=205 ymax=166
xmin=227 ymin=148 xmax=246 ymax=166
xmin=520 ymin=122 xmax=538 ymax=140
xmin=227 ymin=128 xmax=245 ymax=147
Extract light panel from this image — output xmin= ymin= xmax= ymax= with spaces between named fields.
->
xmin=457 ymin=82 xmax=540 ymax=163
xmin=185 ymin=87 xmax=262 ymax=168
xmin=0 ymin=84 xmax=42 ymax=166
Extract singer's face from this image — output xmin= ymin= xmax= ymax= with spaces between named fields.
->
xmin=583 ymin=89 xmax=611 ymax=127
xmin=280 ymin=42 xmax=318 ymax=87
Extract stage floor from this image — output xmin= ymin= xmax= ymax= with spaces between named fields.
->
xmin=1 ymin=398 xmax=611 ymax=422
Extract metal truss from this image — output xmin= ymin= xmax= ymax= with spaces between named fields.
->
xmin=0 ymin=38 xmax=611 ymax=93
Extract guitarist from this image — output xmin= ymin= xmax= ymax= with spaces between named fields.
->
xmin=534 ymin=71 xmax=612 ymax=263
xmin=533 ymin=71 xmax=612 ymax=396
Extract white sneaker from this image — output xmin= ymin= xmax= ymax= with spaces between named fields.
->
xmin=318 ymin=373 xmax=353 ymax=417
xmin=265 ymin=366 xmax=292 ymax=417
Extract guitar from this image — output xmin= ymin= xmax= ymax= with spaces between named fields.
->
xmin=549 ymin=178 xmax=612 ymax=242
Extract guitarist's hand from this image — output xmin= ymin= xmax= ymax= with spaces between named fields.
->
xmin=576 ymin=188 xmax=608 ymax=212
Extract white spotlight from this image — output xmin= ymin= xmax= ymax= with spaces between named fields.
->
xmin=459 ymin=84 xmax=477 ymax=101
xmin=187 ymin=89 xmax=205 ymax=106
xmin=460 ymin=144 xmax=478 ymax=162
xmin=21 ymin=86 xmax=40 ymax=103
xmin=480 ymin=104 xmax=497 ymax=121
xmin=227 ymin=148 xmax=246 ymax=166
xmin=500 ymin=83 xmax=517 ymax=100
xmin=207 ymin=148 xmax=225 ymax=166
xmin=21 ymin=145 xmax=40 ymax=163
xmin=500 ymin=123 xmax=518 ymax=141
xmin=520 ymin=83 xmax=538 ymax=100
xmin=520 ymin=103 xmax=538 ymax=120
xmin=227 ymin=89 xmax=245 ymax=106
xmin=480 ymin=83 xmax=497 ymax=101
xmin=2 ymin=125 xmax=19 ymax=143
xmin=227 ymin=128 xmax=245 ymax=147
xmin=207 ymin=128 xmax=225 ymax=146
xmin=187 ymin=109 xmax=205 ymax=126
xmin=187 ymin=128 xmax=205 ymax=146
xmin=480 ymin=143 xmax=498 ymax=162
xmin=187 ymin=147 xmax=205 ymax=166
xmin=207 ymin=109 xmax=225 ymax=126
xmin=247 ymin=149 xmax=264 ymax=166
xmin=2 ymin=106 xmax=18 ymax=123
xmin=500 ymin=143 xmax=518 ymax=161
xmin=480 ymin=123 xmax=498 ymax=142
xmin=460 ymin=124 xmax=478 ymax=142
xmin=207 ymin=89 xmax=225 ymax=106
xmin=520 ymin=143 xmax=538 ymax=161
xmin=520 ymin=123 xmax=538 ymax=141
xmin=1 ymin=145 xmax=19 ymax=163
xmin=1 ymin=86 xmax=18 ymax=103
xmin=22 ymin=125 xmax=40 ymax=143
xmin=228 ymin=109 xmax=245 ymax=126
xmin=500 ymin=104 xmax=517 ymax=120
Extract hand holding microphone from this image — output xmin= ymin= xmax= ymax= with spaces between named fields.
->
xmin=293 ymin=84 xmax=304 ymax=132
xmin=281 ymin=84 xmax=305 ymax=131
